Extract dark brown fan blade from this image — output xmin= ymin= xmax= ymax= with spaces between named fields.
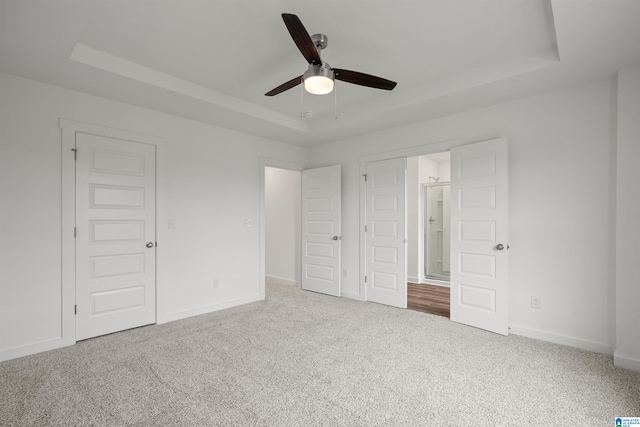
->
xmin=333 ymin=69 xmax=397 ymax=90
xmin=265 ymin=75 xmax=303 ymax=96
xmin=282 ymin=13 xmax=321 ymax=65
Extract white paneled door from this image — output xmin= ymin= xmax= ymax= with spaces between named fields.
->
xmin=75 ymin=133 xmax=156 ymax=340
xmin=450 ymin=138 xmax=509 ymax=335
xmin=365 ymin=158 xmax=407 ymax=308
xmin=301 ymin=165 xmax=341 ymax=296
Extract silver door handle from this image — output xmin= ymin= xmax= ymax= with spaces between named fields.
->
xmin=146 ymin=242 xmax=154 ymax=248
xmin=496 ymin=243 xmax=505 ymax=250
xmin=332 ymin=236 xmax=340 ymax=241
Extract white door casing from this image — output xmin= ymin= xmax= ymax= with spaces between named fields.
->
xmin=450 ymin=138 xmax=509 ymax=335
xmin=365 ymin=158 xmax=407 ymax=308
xmin=301 ymin=165 xmax=341 ymax=296
xmin=75 ymin=132 xmax=157 ymax=340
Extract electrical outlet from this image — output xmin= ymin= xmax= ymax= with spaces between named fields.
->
xmin=213 ymin=278 xmax=219 ymax=288
xmin=531 ymin=295 xmax=541 ymax=309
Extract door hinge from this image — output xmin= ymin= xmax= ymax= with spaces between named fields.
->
xmin=74 ymin=305 xmax=77 ymax=315
xmin=364 ymin=225 xmax=367 ymax=232
xmin=363 ymin=174 xmax=367 ymax=182
xmin=71 ymin=148 xmax=78 ymax=160
xmin=364 ymin=275 xmax=367 ymax=283
xmin=74 ymin=227 xmax=77 ymax=238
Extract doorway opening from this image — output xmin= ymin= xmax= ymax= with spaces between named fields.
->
xmin=264 ymin=166 xmax=301 ymax=288
xmin=361 ymin=138 xmax=509 ymax=334
xmin=407 ymin=151 xmax=451 ymax=317
xmin=260 ymin=161 xmax=342 ymax=299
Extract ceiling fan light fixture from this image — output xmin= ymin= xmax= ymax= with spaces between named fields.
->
xmin=264 ymin=15 xmax=396 ymax=97
xmin=303 ymin=63 xmax=334 ymax=95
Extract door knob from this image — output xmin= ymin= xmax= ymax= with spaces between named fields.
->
xmin=146 ymin=242 xmax=154 ymax=248
xmin=332 ymin=236 xmax=340 ymax=241
xmin=496 ymin=243 xmax=504 ymax=250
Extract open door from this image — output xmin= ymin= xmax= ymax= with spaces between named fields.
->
xmin=365 ymin=157 xmax=407 ymax=308
xmin=450 ymin=138 xmax=509 ymax=335
xmin=301 ymin=165 xmax=341 ymax=296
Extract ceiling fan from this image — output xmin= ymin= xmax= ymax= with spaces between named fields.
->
xmin=265 ymin=13 xmax=397 ymax=96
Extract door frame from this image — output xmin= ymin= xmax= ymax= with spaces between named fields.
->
xmin=259 ymin=158 xmax=304 ymax=299
xmin=60 ymin=119 xmax=167 ymax=346
xmin=359 ymin=139 xmax=463 ymax=302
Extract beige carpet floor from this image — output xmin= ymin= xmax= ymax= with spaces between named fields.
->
xmin=1 ymin=282 xmax=639 ymax=426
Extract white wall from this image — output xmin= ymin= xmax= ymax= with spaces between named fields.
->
xmin=308 ymin=79 xmax=617 ymax=355
xmin=438 ymin=161 xmax=450 ymax=182
xmin=420 ymin=156 xmax=450 ymax=183
xmin=420 ymin=157 xmax=438 ymax=184
xmin=2 ymin=68 xmax=637 ymax=370
xmin=615 ymin=63 xmax=640 ymax=371
xmin=265 ymin=167 xmax=301 ymax=284
xmin=0 ymin=72 xmax=307 ymax=361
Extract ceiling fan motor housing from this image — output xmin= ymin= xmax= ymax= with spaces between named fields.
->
xmin=311 ymin=33 xmax=328 ymax=51
xmin=304 ymin=62 xmax=334 ymax=81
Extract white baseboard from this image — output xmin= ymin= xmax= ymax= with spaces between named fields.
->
xmin=407 ymin=276 xmax=420 ymax=284
xmin=265 ymin=275 xmax=299 ymax=287
xmin=421 ymin=278 xmax=450 ymax=287
xmin=3 ymin=293 xmax=266 ymax=362
xmin=161 ymin=294 xmax=263 ymax=324
xmin=0 ymin=336 xmax=74 ymax=363
xmin=509 ymin=324 xmax=613 ymax=355
xmin=341 ymin=291 xmax=365 ymax=301
xmin=614 ymin=352 xmax=640 ymax=372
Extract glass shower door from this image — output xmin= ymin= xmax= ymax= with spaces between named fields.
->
xmin=424 ymin=185 xmax=450 ymax=280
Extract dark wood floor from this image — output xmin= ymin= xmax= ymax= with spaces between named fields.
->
xmin=407 ymin=282 xmax=450 ymax=318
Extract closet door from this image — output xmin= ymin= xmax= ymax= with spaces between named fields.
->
xmin=301 ymin=165 xmax=341 ymax=296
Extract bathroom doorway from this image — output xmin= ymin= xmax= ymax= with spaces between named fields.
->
xmin=407 ymin=151 xmax=451 ymax=317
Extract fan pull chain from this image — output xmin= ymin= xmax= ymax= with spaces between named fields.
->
xmin=334 ymin=81 xmax=338 ymax=120
xmin=300 ymin=77 xmax=304 ymax=118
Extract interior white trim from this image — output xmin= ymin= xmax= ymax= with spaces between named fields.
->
xmin=259 ymin=157 xmax=305 ymax=301
xmin=0 ymin=337 xmax=69 ymax=362
xmin=613 ymin=352 xmax=640 ymax=372
xmin=420 ymin=278 xmax=450 ymax=288
xmin=340 ymin=291 xmax=365 ymax=301
xmin=266 ymin=275 xmax=299 ymax=288
xmin=509 ymin=324 xmax=613 ymax=355
xmin=163 ymin=294 xmax=263 ymax=324
xmin=70 ymin=43 xmax=307 ymax=133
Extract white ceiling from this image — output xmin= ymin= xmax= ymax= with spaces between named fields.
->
xmin=1 ymin=0 xmax=639 ymax=147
